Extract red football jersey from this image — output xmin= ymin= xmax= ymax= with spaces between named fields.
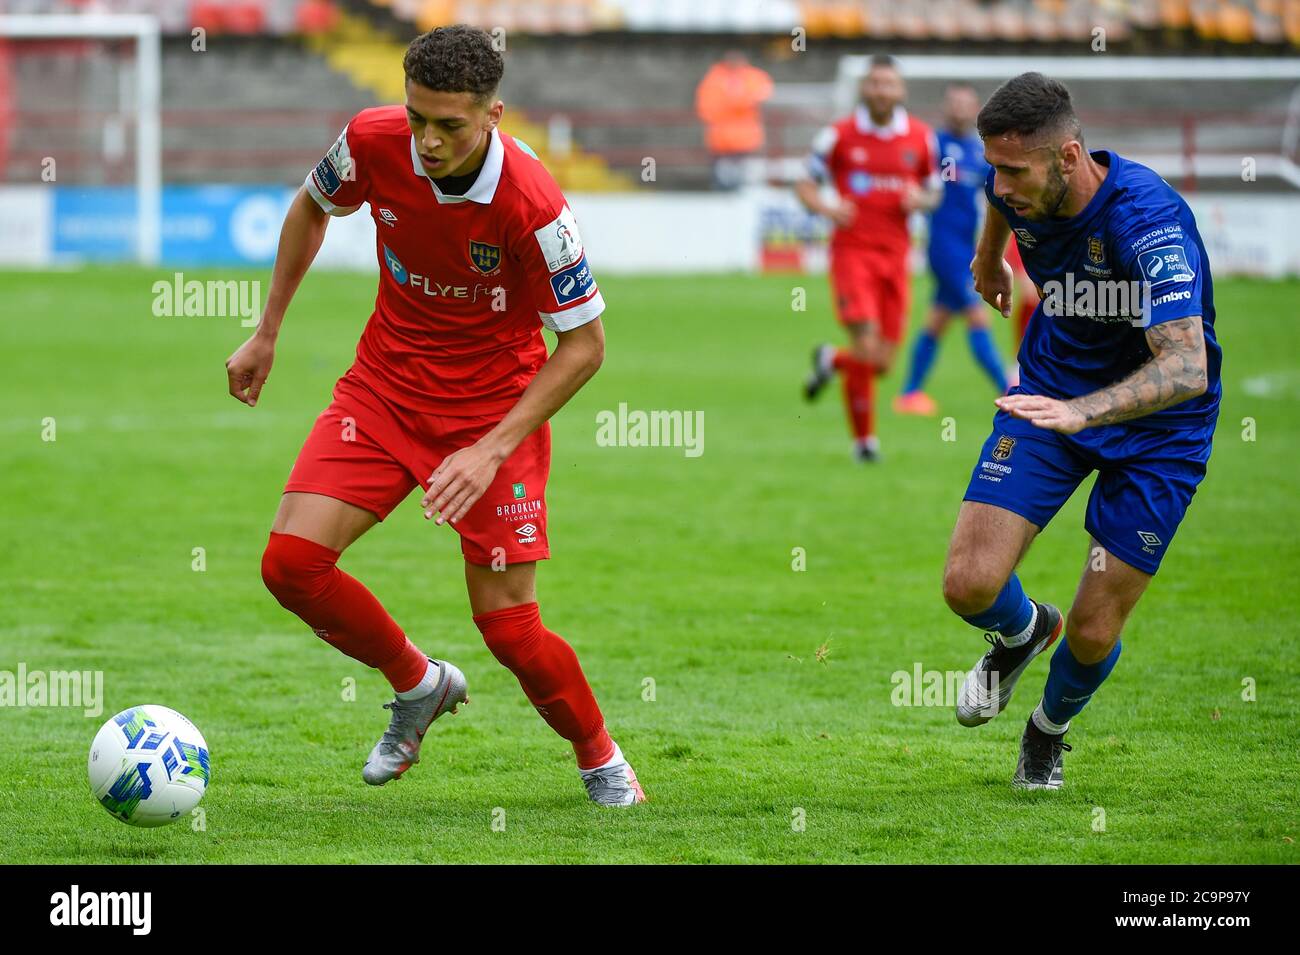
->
xmin=304 ymin=106 xmax=604 ymax=416
xmin=806 ymin=105 xmax=938 ymax=254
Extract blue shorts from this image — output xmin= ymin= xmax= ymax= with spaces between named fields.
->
xmin=928 ymin=239 xmax=980 ymax=312
xmin=962 ymin=406 xmax=1215 ymax=575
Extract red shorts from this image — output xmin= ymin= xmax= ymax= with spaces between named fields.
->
xmin=829 ymin=245 xmax=910 ymax=343
xmin=284 ymin=371 xmax=551 ymax=566
xmin=1005 ymin=237 xmax=1025 ymax=273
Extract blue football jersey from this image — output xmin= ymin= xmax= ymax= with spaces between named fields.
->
xmin=930 ymin=128 xmax=988 ymax=249
xmin=987 ymin=150 xmax=1221 ymax=430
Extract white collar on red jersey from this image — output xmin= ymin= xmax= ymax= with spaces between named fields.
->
xmin=408 ymin=127 xmax=504 ymax=205
xmin=853 ymin=104 xmax=909 ymax=139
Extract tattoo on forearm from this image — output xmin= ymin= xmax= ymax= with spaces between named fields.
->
xmin=1067 ymin=317 xmax=1209 ymax=427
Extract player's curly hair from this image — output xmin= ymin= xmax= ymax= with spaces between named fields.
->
xmin=977 ymin=72 xmax=1082 ymax=146
xmin=403 ymin=25 xmax=503 ymax=103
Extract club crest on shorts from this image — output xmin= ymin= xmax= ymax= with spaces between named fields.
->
xmin=992 ymin=435 xmax=1016 ymax=461
xmin=468 ymin=240 xmax=501 ymax=275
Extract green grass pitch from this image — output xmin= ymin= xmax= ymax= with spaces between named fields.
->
xmin=0 ymin=266 xmax=1296 ymax=863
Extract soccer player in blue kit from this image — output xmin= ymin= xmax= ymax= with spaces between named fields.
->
xmin=895 ymin=82 xmax=1009 ymax=416
xmin=942 ymin=73 xmax=1221 ymax=788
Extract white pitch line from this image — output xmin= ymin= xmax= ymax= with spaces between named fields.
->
xmin=0 ymin=411 xmax=291 ymax=434
xmin=1240 ymin=371 xmax=1300 ymax=399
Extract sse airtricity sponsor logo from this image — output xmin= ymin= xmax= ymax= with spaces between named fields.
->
xmin=550 ymin=255 xmax=596 ymax=306
xmin=1139 ymin=244 xmax=1195 ymax=286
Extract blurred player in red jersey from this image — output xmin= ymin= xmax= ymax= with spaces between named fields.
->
xmin=797 ymin=54 xmax=941 ymax=462
xmin=1001 ymin=237 xmax=1040 ymax=389
xmin=224 ymin=26 xmax=644 ymax=807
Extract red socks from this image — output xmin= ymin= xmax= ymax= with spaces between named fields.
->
xmin=262 ymin=534 xmax=614 ymax=767
xmin=261 ymin=532 xmax=428 ymax=692
xmin=833 ymin=348 xmax=876 ymax=441
xmin=473 ymin=602 xmax=614 ymax=769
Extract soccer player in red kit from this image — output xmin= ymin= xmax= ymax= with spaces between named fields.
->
xmin=1001 ymin=237 xmax=1041 ymax=389
xmin=223 ymin=26 xmax=645 ymax=806
xmin=797 ymin=54 xmax=940 ymax=461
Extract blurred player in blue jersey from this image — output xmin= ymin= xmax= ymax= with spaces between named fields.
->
xmin=941 ymin=73 xmax=1221 ymax=788
xmin=895 ymin=83 xmax=1008 ymax=417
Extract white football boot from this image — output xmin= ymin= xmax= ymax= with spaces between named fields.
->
xmin=580 ymin=743 xmax=646 ymax=807
xmin=362 ymin=659 xmax=467 ymax=785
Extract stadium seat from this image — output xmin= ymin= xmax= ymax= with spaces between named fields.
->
xmin=1285 ymin=0 xmax=1300 ymax=44
xmin=1160 ymin=0 xmax=1193 ymax=29
xmin=1219 ymin=2 xmax=1256 ymax=42
xmin=296 ymin=0 xmax=340 ymax=35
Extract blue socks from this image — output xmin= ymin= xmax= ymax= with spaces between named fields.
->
xmin=1036 ymin=638 xmax=1122 ymax=732
xmin=960 ymin=574 xmax=1034 ymax=638
xmin=902 ymin=327 xmax=1006 ymax=395
xmin=967 ymin=326 xmax=1008 ymax=393
xmin=902 ymin=330 xmax=939 ymax=394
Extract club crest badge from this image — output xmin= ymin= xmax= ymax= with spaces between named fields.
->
xmin=1088 ymin=235 xmax=1105 ymax=265
xmin=992 ymin=435 xmax=1016 ymax=461
xmin=469 ymin=240 xmax=501 ymax=275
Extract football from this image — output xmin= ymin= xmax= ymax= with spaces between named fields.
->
xmin=88 ymin=705 xmax=211 ymax=828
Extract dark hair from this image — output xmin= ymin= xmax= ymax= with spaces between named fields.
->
xmin=403 ymin=25 xmax=503 ymax=103
xmin=977 ymin=72 xmax=1081 ymax=145
xmin=868 ymin=53 xmax=899 ymax=72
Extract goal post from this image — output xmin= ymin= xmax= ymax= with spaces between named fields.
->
xmin=0 ymin=13 xmax=161 ymax=265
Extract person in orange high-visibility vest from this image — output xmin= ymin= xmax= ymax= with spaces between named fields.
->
xmin=695 ymin=51 xmax=773 ymax=190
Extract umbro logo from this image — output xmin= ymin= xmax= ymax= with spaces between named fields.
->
xmin=378 ymin=208 xmax=398 ymax=226
xmin=515 ymin=523 xmax=538 ymax=543
xmin=1137 ymin=530 xmax=1162 ymax=548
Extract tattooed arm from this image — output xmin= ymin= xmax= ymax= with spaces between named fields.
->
xmin=995 ymin=316 xmax=1209 ymax=434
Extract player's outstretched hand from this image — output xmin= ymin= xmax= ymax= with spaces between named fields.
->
xmin=900 ymin=182 xmax=925 ymax=213
xmin=971 ymin=254 xmax=1014 ymax=317
xmin=225 ymin=333 xmax=276 ymax=407
xmin=828 ymin=202 xmax=856 ymax=227
xmin=995 ymin=394 xmax=1087 ymax=435
xmin=422 ymin=442 xmax=502 ymax=526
